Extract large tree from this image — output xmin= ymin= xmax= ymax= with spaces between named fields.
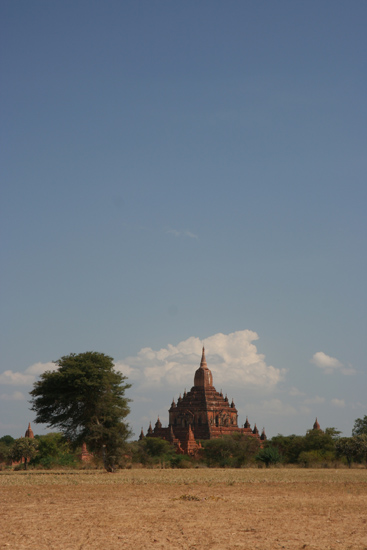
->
xmin=30 ymin=351 xmax=131 ymax=471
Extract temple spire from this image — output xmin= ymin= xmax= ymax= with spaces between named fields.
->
xmin=194 ymin=346 xmax=213 ymax=388
xmin=200 ymin=346 xmax=207 ymax=368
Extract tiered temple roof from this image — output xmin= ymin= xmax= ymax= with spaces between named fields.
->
xmin=141 ymin=347 xmax=266 ymax=455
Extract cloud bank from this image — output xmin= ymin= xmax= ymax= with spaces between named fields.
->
xmin=115 ymin=330 xmax=285 ymax=392
xmin=0 ymin=332 xmax=283 ymax=397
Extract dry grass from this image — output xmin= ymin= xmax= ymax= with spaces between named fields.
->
xmin=1 ymin=468 xmax=366 ymax=549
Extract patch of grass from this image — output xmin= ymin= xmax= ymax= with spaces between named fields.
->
xmin=178 ymin=494 xmax=201 ymax=501
xmin=174 ymin=494 xmax=224 ymax=502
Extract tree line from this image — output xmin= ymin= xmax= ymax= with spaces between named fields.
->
xmin=0 ymin=351 xmax=366 ymax=470
xmin=1 ymin=418 xmax=367 ymax=470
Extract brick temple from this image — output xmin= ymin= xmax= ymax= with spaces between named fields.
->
xmin=140 ymin=347 xmax=266 ymax=455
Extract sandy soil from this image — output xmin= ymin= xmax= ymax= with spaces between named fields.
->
xmin=1 ymin=469 xmax=366 ymax=550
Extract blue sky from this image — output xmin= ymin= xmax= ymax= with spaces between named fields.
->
xmin=1 ymin=1 xmax=366 ymax=440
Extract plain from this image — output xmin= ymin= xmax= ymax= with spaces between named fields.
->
xmin=1 ymin=468 xmax=366 ymax=550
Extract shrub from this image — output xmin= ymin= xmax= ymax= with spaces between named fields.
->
xmin=256 ymin=446 xmax=282 ymax=468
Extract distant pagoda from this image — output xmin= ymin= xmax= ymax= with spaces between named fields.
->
xmin=24 ymin=422 xmax=34 ymax=438
xmin=140 ymin=347 xmax=266 ymax=455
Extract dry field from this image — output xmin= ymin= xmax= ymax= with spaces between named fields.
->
xmin=1 ymin=468 xmax=366 ymax=550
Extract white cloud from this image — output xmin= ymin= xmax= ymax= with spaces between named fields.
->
xmin=343 ymin=363 xmax=357 ymax=375
xmin=166 ymin=229 xmax=198 ymax=239
xmin=185 ymin=231 xmax=198 ymax=239
xmin=0 ymin=361 xmax=56 ymax=387
xmin=311 ymin=351 xmax=343 ymax=370
xmin=115 ymin=330 xmax=285 ymax=392
xmin=0 ymin=370 xmax=35 ymax=386
xmin=0 ymin=391 xmax=26 ymax=401
xmin=310 ymin=352 xmax=355 ymax=375
xmin=331 ymin=398 xmax=345 ymax=408
xmin=25 ymin=361 xmax=56 ymax=375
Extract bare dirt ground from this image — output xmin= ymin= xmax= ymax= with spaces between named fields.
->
xmin=1 ymin=468 xmax=366 ymax=550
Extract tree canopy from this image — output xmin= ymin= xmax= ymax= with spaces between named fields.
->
xmin=269 ymin=428 xmax=341 ymax=466
xmin=352 ymin=415 xmax=367 ymax=437
xmin=30 ymin=351 xmax=131 ymax=471
xmin=336 ymin=435 xmax=367 ymax=468
xmin=32 ymin=433 xmax=77 ymax=469
xmin=202 ymin=433 xmax=260 ymax=467
xmin=10 ymin=437 xmax=38 ymax=470
xmin=0 ymin=435 xmax=15 ymax=464
xmin=256 ymin=446 xmax=282 ymax=467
